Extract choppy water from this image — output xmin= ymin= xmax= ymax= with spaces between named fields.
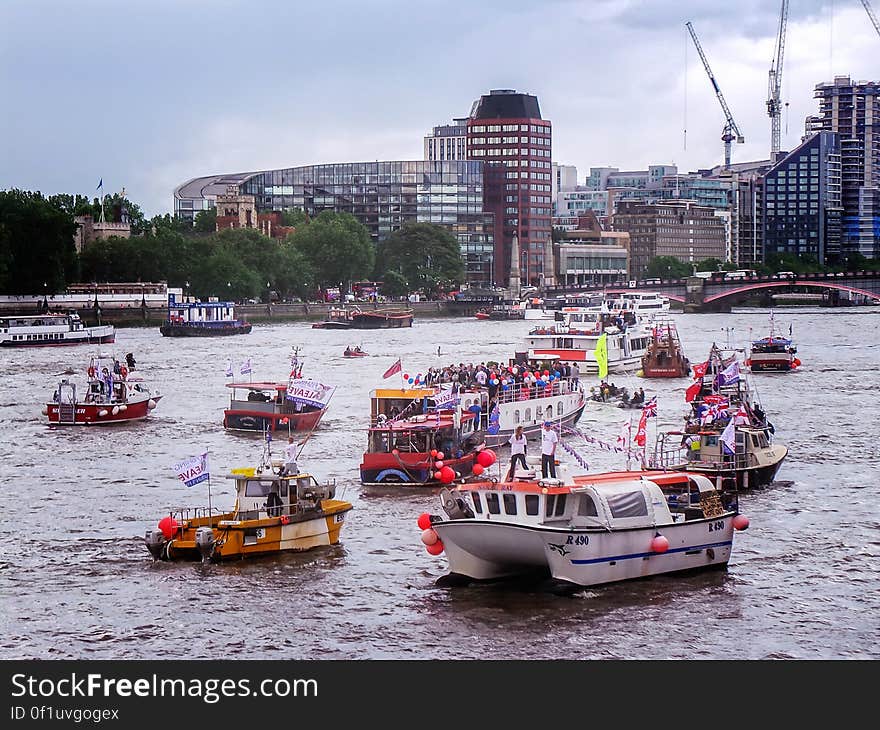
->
xmin=1 ymin=306 xmax=878 ymax=659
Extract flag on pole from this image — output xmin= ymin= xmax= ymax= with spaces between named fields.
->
xmin=594 ymin=332 xmax=608 ymax=379
xmin=240 ymin=358 xmax=252 ymax=375
xmin=720 ymin=419 xmax=737 ymax=455
xmin=685 ymin=380 xmax=702 ymax=402
xmin=171 ymin=452 xmax=210 ymax=487
xmin=634 ymin=409 xmax=648 ymax=447
xmin=382 ymin=358 xmax=402 ymax=379
xmin=732 ymin=404 xmax=750 ymax=425
xmin=642 ymin=395 xmax=658 ymax=418
xmin=715 ymin=360 xmax=740 ymax=387
xmin=224 ymin=359 xmax=234 ymax=377
xmin=96 ymin=178 xmax=103 ymax=191
xmin=691 ymin=361 xmax=708 ymax=379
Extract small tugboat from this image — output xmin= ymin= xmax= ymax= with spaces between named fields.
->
xmin=159 ymin=294 xmax=252 ymax=337
xmin=144 ymin=448 xmax=352 ymax=562
xmin=650 ymin=344 xmax=787 ymax=490
xmin=417 ymin=462 xmax=747 ymax=589
xmin=44 ymin=354 xmax=161 ymax=425
xmin=344 ymin=345 xmax=369 ymax=357
xmin=312 ymin=306 xmax=413 ymax=329
xmin=640 ymin=319 xmax=690 ymax=378
xmin=748 ymin=314 xmax=800 ymax=372
xmin=1 ymin=311 xmax=114 ymax=347
xmin=359 ymin=386 xmax=484 ymax=486
xmin=223 ymin=350 xmax=334 ymax=434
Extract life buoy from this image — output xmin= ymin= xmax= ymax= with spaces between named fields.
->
xmin=87 ymin=366 xmax=96 ymax=378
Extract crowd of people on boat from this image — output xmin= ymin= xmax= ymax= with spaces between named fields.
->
xmin=419 ymin=359 xmax=581 ymax=399
xmin=589 ymin=381 xmax=646 ymax=406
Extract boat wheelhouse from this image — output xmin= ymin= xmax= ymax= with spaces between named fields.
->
xmin=422 ymin=465 xmax=744 ymax=589
xmin=1 ymin=312 xmax=114 ymax=347
xmin=159 ymin=295 xmax=252 ymax=337
xmin=360 ymin=387 xmax=483 ymax=486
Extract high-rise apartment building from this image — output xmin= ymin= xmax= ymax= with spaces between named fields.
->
xmin=424 ymin=118 xmax=469 ymax=162
xmin=763 ymin=131 xmax=842 ymax=264
xmin=806 ymin=76 xmax=880 ymax=258
xmin=467 ymin=89 xmax=552 ymax=287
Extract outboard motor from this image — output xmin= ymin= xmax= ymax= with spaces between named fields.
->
xmin=440 ymin=488 xmax=474 ymax=520
xmin=195 ymin=527 xmax=216 ymax=562
xmin=144 ymin=529 xmax=167 ymax=560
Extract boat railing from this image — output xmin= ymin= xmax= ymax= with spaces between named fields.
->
xmin=650 ymin=443 xmax=754 ymax=472
xmin=491 ymin=378 xmax=579 ymax=404
xmin=166 ymin=506 xmax=228 ymax=525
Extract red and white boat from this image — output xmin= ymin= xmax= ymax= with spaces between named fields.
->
xmin=344 ymin=346 xmax=369 ymax=357
xmin=44 ymin=355 xmax=161 ymax=425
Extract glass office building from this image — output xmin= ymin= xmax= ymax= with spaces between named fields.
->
xmin=176 ymin=160 xmax=495 ymax=286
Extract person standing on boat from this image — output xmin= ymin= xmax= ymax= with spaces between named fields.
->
xmin=540 ymin=421 xmax=558 ymax=479
xmin=571 ymin=361 xmax=580 ymax=387
xmin=282 ymin=436 xmax=299 ymax=476
xmin=505 ymin=426 xmax=528 ymax=481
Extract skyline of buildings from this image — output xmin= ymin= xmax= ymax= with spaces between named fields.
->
xmin=171 ymin=73 xmax=879 ymax=288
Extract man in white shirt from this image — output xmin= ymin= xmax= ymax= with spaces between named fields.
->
xmin=504 ymin=425 xmax=528 ymax=481
xmin=540 ymin=421 xmax=558 ymax=478
xmin=282 ymin=436 xmax=299 ymax=476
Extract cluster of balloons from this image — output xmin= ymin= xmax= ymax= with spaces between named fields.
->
xmin=157 ymin=515 xmax=179 ymax=540
xmin=430 ymin=449 xmax=456 ymax=484
xmin=418 ymin=512 xmax=444 ymax=555
xmin=403 ymin=372 xmax=425 ymax=386
xmin=485 ymin=367 xmax=565 ymax=392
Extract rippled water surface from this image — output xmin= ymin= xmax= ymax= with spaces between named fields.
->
xmin=1 ymin=307 xmax=878 ymax=659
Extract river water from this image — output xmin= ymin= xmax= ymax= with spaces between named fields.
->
xmin=1 ymin=306 xmax=878 ymax=660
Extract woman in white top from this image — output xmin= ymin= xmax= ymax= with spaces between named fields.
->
xmin=505 ymin=426 xmax=528 ymax=481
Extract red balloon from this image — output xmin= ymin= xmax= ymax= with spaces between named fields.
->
xmin=436 ymin=451 xmax=445 ymax=460
xmin=426 ymin=540 xmax=444 ymax=556
xmin=439 ymin=466 xmax=455 ymax=483
xmin=392 ymin=449 xmax=399 ymax=456
xmin=733 ymin=515 xmax=750 ymax=531
xmin=420 ymin=528 xmax=439 ymax=546
xmin=543 ymin=370 xmax=549 ymax=376
xmin=476 ymin=449 xmax=497 ymax=468
xmin=417 ymin=512 xmax=432 ymax=530
xmin=430 ymin=449 xmax=438 ymax=457
xmin=157 ymin=515 xmax=178 ymax=540
xmin=434 ymin=471 xmax=443 ymax=480
xmin=434 ymin=460 xmax=444 ymax=469
xmin=472 ymin=463 xmax=484 ymax=476
xmin=403 ymin=373 xmax=409 ymax=380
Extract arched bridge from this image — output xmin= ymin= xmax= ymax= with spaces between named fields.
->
xmin=544 ymin=272 xmax=880 ymax=312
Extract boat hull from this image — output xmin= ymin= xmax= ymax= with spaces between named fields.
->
xmin=360 ymin=451 xmax=476 ymax=487
xmin=153 ymin=502 xmax=352 ymax=562
xmin=159 ymin=323 xmax=252 ymax=336
xmin=434 ymin=520 xmax=551 ymax=580
xmin=46 ymin=395 xmax=161 ymax=425
xmin=485 ymin=400 xmax=586 ymax=448
xmin=351 ymin=313 xmax=413 ymax=328
xmin=2 ymin=330 xmax=115 ymax=347
xmin=542 ymin=517 xmax=735 ymax=588
xmin=223 ymin=407 xmax=325 ymax=434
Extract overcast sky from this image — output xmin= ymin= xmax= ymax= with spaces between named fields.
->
xmin=1 ymin=0 xmax=877 ymax=217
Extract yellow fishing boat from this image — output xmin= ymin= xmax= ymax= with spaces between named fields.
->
xmin=144 ymin=456 xmax=352 ymax=562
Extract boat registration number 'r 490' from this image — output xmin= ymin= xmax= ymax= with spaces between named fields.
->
xmin=565 ymin=535 xmax=590 ymax=546
xmin=708 ymin=521 xmax=725 ymax=532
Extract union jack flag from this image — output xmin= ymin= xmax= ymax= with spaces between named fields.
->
xmin=642 ymin=396 xmax=658 ymax=418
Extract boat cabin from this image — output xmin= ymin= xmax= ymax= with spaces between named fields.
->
xmin=653 ymin=427 xmax=772 ymax=474
xmin=165 ymin=295 xmax=239 ymax=325
xmin=445 ymin=471 xmax=729 ymax=530
xmin=225 ymin=467 xmax=336 ymax=523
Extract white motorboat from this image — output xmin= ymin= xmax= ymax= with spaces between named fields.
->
xmin=419 ymin=462 xmax=747 ymax=590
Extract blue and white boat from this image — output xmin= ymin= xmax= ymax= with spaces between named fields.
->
xmin=159 ymin=294 xmax=252 ymax=337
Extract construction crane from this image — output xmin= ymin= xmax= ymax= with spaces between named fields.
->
xmin=767 ymin=0 xmax=789 ymax=159
xmin=862 ymin=0 xmax=880 ymax=37
xmin=686 ymin=21 xmax=745 ymax=170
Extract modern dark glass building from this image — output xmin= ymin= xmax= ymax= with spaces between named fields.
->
xmin=175 ymin=160 xmax=495 ymax=286
xmin=762 ymin=131 xmax=842 ymax=264
xmin=466 ymin=89 xmax=552 ymax=287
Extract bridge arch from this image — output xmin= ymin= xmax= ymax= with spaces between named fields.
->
xmin=704 ymin=280 xmax=880 ymax=305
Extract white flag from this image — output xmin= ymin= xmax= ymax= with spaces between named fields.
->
xmin=171 ymin=452 xmax=210 ymax=487
xmin=240 ymin=358 xmax=252 ymax=375
xmin=616 ymin=421 xmax=631 ymax=449
xmin=720 ymin=419 xmax=736 ymax=455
